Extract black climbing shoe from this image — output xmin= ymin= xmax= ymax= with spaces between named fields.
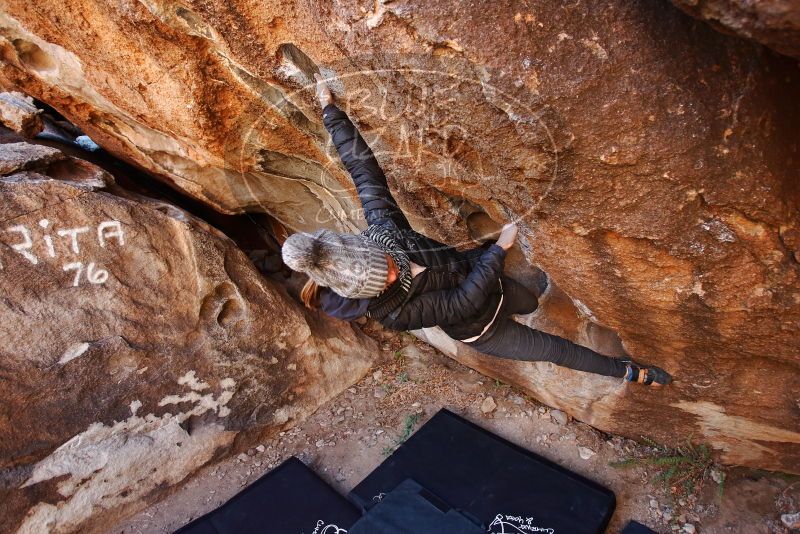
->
xmin=624 ymin=362 xmax=672 ymax=386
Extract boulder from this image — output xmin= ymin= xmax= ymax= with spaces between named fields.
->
xmin=669 ymin=0 xmax=800 ymax=59
xmin=0 ymin=91 xmax=43 ymax=137
xmin=0 ymin=0 xmax=798 ymax=477
xmin=0 ymin=141 xmax=375 ymax=533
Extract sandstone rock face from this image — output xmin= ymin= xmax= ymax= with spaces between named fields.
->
xmin=0 ymin=91 xmax=43 ymax=137
xmin=0 ymin=0 xmax=798 ymax=477
xmin=0 ymin=140 xmax=375 ymax=533
xmin=670 ymin=0 xmax=800 ymax=59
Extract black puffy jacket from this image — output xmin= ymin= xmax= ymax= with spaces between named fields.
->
xmin=318 ymin=104 xmax=506 ymax=340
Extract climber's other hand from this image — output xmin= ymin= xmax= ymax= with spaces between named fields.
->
xmin=496 ymin=223 xmax=518 ymax=251
xmin=314 ymin=73 xmax=333 ymax=108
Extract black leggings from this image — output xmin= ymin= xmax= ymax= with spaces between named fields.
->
xmin=465 ymin=278 xmax=628 ymax=378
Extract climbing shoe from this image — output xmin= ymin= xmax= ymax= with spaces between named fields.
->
xmin=624 ymin=362 xmax=672 ymax=386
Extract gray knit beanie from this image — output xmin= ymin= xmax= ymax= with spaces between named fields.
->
xmin=282 ymin=229 xmax=389 ymax=298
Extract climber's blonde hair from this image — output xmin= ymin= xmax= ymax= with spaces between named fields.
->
xmin=301 ymin=278 xmax=320 ymax=309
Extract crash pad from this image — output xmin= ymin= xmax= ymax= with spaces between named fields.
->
xmin=349 ymin=409 xmax=615 ymax=534
xmin=175 ymin=457 xmax=360 ymax=534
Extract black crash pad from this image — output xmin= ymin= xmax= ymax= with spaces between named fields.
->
xmin=349 ymin=409 xmax=615 ymax=534
xmin=175 ymin=456 xmax=360 ymax=534
xmin=349 ymin=478 xmax=484 ymax=533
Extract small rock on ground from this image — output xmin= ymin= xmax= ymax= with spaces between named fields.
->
xmin=710 ymin=468 xmax=724 ymax=484
xmin=551 ymin=409 xmax=568 ymax=425
xmin=481 ymin=396 xmax=497 ymax=414
xmin=782 ymin=512 xmax=800 ymax=529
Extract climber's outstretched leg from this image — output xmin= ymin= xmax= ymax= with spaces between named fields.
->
xmin=466 ymin=318 xmax=672 ymax=385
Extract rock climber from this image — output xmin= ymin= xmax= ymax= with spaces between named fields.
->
xmin=280 ymin=74 xmax=672 ymax=386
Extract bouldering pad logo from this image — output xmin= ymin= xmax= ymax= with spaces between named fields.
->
xmin=311 ymin=518 xmax=348 ymax=534
xmin=488 ymin=513 xmax=555 ymax=534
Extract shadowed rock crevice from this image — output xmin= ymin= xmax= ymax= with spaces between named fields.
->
xmin=669 ymin=0 xmax=800 ymax=59
xmin=10 ymin=39 xmax=55 ymax=73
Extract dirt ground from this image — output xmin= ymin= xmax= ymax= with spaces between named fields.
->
xmin=117 ymin=327 xmax=800 ymax=534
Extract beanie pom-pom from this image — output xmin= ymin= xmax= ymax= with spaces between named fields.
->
xmin=281 ymin=233 xmax=319 ymax=272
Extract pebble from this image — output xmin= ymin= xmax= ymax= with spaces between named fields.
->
xmin=782 ymin=512 xmax=800 ymax=529
xmin=347 ymin=388 xmax=357 ymax=394
xmin=411 ymin=402 xmax=421 ymax=408
xmin=551 ymin=409 xmax=568 ymax=425
xmin=710 ymin=468 xmax=724 ymax=484
xmin=373 ymin=370 xmax=383 ymax=382
xmin=577 ymin=446 xmax=596 ymax=460
xmin=237 ymin=453 xmax=249 ymax=463
xmin=481 ymin=396 xmax=497 ymax=414
xmin=315 ymin=439 xmax=325 ymax=448
xmin=682 ymin=524 xmax=695 ymax=534
xmin=255 ymin=445 xmax=265 ymax=453
xmin=649 ymin=499 xmax=659 ymax=509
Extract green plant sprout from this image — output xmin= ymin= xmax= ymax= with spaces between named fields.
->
xmin=382 ymin=413 xmax=422 ymax=457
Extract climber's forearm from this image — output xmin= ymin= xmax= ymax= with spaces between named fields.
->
xmin=322 ymin=104 xmax=410 ymax=228
xmin=322 ymin=104 xmax=383 ymax=182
